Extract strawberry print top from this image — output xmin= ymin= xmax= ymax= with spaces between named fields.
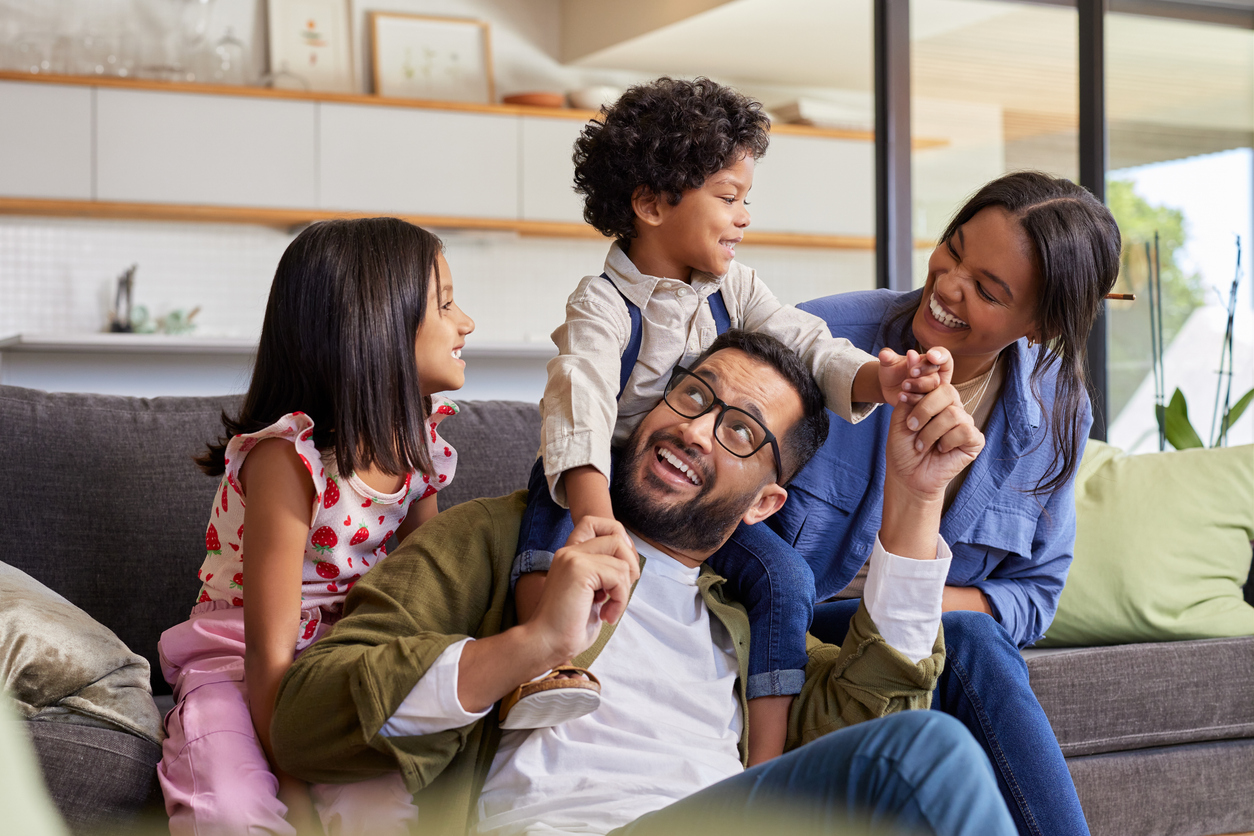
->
xmin=192 ymin=397 xmax=459 ymax=648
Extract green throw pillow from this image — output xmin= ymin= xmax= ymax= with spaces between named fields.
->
xmin=1038 ymin=441 xmax=1254 ymax=647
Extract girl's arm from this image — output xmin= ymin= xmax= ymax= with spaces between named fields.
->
xmin=395 ymin=493 xmax=438 ymax=545
xmin=238 ymin=438 xmax=320 ymax=830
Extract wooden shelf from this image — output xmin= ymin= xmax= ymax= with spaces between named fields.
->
xmin=0 ymin=332 xmax=558 ymax=358
xmin=0 ymin=71 xmax=947 ymax=148
xmin=0 ymin=197 xmax=899 ymax=249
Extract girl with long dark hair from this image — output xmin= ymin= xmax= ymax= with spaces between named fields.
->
xmin=157 ymin=218 xmax=475 ymax=835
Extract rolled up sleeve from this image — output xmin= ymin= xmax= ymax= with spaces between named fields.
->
xmin=540 ymin=278 xmax=629 ymax=507
xmin=733 ymin=271 xmax=876 ymax=424
xmin=788 ymin=602 xmax=944 ymax=752
xmin=976 ymin=479 xmax=1077 ymax=647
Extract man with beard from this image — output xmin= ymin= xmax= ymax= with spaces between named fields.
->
xmin=271 ymin=330 xmax=1015 ymax=836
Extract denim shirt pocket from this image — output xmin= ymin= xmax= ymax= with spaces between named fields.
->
xmin=948 ymin=504 xmax=1037 ymax=585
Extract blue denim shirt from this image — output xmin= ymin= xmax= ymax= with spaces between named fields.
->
xmin=770 ymin=289 xmax=1090 ymax=647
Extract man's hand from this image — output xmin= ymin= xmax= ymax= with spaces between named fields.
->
xmin=886 ymin=381 xmax=984 ymax=502
xmin=458 ymin=516 xmax=639 ymax=713
xmin=527 ymin=516 xmax=640 ymax=665
xmin=878 ymin=381 xmax=984 ymax=561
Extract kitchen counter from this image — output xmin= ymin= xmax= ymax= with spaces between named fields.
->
xmin=0 ymin=334 xmax=554 ymax=400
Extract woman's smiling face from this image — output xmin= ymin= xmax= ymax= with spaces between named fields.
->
xmin=912 ymin=206 xmax=1043 ymax=383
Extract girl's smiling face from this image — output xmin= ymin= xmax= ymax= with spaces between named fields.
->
xmin=912 ymin=206 xmax=1043 ymax=383
xmin=414 ymin=254 xmax=475 ymax=396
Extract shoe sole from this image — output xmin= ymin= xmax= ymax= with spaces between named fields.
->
xmin=499 ymin=687 xmax=602 ymax=730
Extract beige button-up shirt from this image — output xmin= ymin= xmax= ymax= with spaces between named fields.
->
xmin=540 ymin=242 xmax=876 ymax=505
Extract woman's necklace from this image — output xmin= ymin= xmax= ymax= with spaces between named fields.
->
xmin=959 ymin=355 xmax=999 ymax=416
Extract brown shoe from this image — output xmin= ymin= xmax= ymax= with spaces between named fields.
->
xmin=499 ymin=666 xmax=602 ymax=729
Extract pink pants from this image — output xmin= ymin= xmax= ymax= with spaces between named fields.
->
xmin=157 ymin=604 xmax=419 ymax=836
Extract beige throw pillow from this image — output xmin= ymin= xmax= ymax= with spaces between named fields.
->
xmin=0 ymin=562 xmax=162 ymax=744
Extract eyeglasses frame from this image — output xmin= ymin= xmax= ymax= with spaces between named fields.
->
xmin=662 ymin=365 xmax=784 ymax=481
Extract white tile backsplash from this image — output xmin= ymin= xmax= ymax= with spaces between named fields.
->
xmin=0 ymin=216 xmax=877 ymax=347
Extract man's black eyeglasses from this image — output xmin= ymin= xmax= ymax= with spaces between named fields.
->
xmin=661 ymin=365 xmax=783 ymax=480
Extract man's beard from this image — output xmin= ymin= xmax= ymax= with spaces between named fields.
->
xmin=609 ymin=427 xmax=760 ymax=553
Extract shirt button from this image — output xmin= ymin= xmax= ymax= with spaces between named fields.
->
xmin=676 ymin=286 xmax=689 ymax=296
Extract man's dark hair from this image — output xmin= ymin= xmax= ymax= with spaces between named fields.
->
xmin=573 ymin=77 xmax=771 ymax=243
xmin=692 ymin=330 xmax=829 ymax=485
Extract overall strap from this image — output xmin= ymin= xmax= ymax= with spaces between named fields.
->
xmin=602 ymin=273 xmax=643 ymax=399
xmin=708 ymin=289 xmax=732 ymax=335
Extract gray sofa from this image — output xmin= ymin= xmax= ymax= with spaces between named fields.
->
xmin=1 ymin=383 xmax=1251 ymax=836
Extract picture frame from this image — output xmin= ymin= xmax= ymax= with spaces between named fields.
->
xmin=267 ymin=0 xmax=355 ymax=93
xmin=370 ymin=13 xmax=495 ymax=104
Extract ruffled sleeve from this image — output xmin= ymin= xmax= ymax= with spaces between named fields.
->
xmin=223 ymin=412 xmax=327 ymax=525
xmin=416 ymin=397 xmax=459 ymax=499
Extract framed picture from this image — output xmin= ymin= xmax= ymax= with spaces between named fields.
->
xmin=370 ymin=13 xmax=494 ymax=104
xmin=267 ymin=0 xmax=355 ymax=93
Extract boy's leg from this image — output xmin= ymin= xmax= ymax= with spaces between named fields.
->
xmin=614 ymin=711 xmax=1015 ymax=836
xmin=310 ymin=773 xmax=418 ymax=836
xmin=707 ymin=522 xmax=814 ymax=700
xmin=512 ymin=457 xmax=575 ymax=587
xmin=159 ymin=679 xmax=293 ymax=836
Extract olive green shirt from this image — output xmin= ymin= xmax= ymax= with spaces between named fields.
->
xmin=272 ymin=491 xmax=944 ymax=835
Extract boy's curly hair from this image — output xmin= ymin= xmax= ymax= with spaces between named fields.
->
xmin=573 ymin=77 xmax=771 ymax=242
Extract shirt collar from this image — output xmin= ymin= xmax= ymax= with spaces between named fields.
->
xmin=628 ymin=531 xmax=702 ymax=583
xmin=603 ymin=240 xmax=726 ymax=310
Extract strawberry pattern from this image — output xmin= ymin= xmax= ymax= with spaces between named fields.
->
xmin=191 ymin=398 xmax=458 ymax=649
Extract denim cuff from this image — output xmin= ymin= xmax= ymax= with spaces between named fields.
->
xmin=510 ymin=549 xmax=555 ymax=592
xmin=745 ymin=669 xmax=806 ymax=699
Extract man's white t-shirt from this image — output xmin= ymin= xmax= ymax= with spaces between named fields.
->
xmin=475 ymin=535 xmax=743 ymax=834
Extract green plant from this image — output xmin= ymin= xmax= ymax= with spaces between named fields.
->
xmin=1106 ymin=180 xmax=1206 ymax=421
xmin=1154 ymin=237 xmax=1251 ymax=451
xmin=1157 ymin=387 xmax=1254 ymax=450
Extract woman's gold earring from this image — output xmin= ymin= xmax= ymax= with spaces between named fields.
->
xmin=1027 ymin=337 xmax=1036 ymax=348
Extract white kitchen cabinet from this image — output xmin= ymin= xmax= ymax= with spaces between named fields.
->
xmin=520 ymin=116 xmax=589 ymax=224
xmin=95 ymin=88 xmax=317 ymax=207
xmin=0 ymin=81 xmax=92 ymax=200
xmin=318 ymin=103 xmax=519 ymax=219
xmin=749 ymin=133 xmax=874 ymax=237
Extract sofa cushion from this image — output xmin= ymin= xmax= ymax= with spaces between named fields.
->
xmin=432 ymin=398 xmax=540 ymax=511
xmin=1039 ymin=441 xmax=1254 ymax=647
xmin=0 ymin=561 xmax=161 ymax=744
xmin=1024 ymin=636 xmax=1254 ymax=757
xmin=0 ymin=386 xmax=239 ymax=695
xmin=26 ymin=720 xmax=161 ymax=834
xmin=1066 ymin=738 xmax=1254 ymax=836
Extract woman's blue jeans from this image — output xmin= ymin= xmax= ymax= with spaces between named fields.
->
xmin=811 ymin=600 xmax=1090 ymax=836
xmin=614 ymin=711 xmax=1015 ymax=836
